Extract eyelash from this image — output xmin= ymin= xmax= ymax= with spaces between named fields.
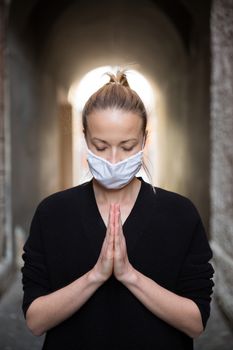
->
xmin=96 ymin=147 xmax=134 ymax=152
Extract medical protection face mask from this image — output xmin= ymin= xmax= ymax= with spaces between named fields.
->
xmin=86 ymin=139 xmax=145 ymax=189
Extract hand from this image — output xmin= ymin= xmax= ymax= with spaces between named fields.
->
xmin=92 ymin=203 xmax=134 ymax=284
xmin=112 ymin=203 xmax=134 ymax=282
xmin=91 ymin=203 xmax=114 ymax=283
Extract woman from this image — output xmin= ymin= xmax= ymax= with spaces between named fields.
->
xmin=21 ymin=70 xmax=215 ymax=350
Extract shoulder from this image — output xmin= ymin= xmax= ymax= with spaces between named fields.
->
xmin=36 ymin=180 xmax=90 ymax=216
xmin=152 ymin=186 xmax=208 ymax=248
xmin=153 ymin=185 xmax=200 ymax=221
xmin=154 ymin=185 xmax=197 ymax=211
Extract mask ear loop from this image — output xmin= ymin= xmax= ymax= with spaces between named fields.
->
xmin=141 ymin=135 xmax=146 ymax=150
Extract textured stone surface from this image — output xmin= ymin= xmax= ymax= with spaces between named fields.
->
xmin=0 ymin=0 xmax=14 ymax=296
xmin=210 ymin=0 xmax=233 ymax=324
xmin=0 ymin=271 xmax=45 ymax=350
xmin=0 ymin=2 xmax=5 ymax=259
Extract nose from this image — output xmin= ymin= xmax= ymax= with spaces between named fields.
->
xmin=109 ymin=155 xmax=118 ymax=164
xmin=108 ymin=150 xmax=121 ymax=164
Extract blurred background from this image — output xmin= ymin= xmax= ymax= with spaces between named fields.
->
xmin=0 ymin=0 xmax=232 ymax=349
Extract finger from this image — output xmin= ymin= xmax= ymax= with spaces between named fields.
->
xmin=117 ymin=204 xmax=123 ymax=229
xmin=115 ymin=206 xmax=119 ymax=234
xmin=106 ymin=228 xmax=114 ymax=258
xmin=102 ymin=229 xmax=114 ymax=260
xmin=111 ymin=202 xmax=116 ymax=228
xmin=101 ymin=204 xmax=113 ymax=255
xmin=106 ymin=208 xmax=114 ymax=256
xmin=115 ymin=206 xmax=126 ymax=252
xmin=114 ymin=205 xmax=122 ymax=252
xmin=107 ymin=204 xmax=114 ymax=235
xmin=108 ymin=206 xmax=115 ymax=241
xmin=108 ymin=203 xmax=112 ymax=227
xmin=115 ymin=204 xmax=122 ymax=237
xmin=117 ymin=206 xmax=125 ymax=241
xmin=114 ymin=219 xmax=121 ymax=254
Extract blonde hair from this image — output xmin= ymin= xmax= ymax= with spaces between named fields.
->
xmin=82 ymin=69 xmax=156 ymax=194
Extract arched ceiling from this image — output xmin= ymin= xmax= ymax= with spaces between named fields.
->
xmin=9 ymin=0 xmax=211 ymax=53
xmin=7 ymin=0 xmax=211 ymax=92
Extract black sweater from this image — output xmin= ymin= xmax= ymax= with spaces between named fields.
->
xmin=21 ymin=176 xmax=215 ymax=350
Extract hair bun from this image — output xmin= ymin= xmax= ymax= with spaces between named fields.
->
xmin=105 ymin=70 xmax=130 ymax=88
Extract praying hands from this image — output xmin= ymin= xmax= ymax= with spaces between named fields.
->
xmin=92 ymin=203 xmax=134 ymax=283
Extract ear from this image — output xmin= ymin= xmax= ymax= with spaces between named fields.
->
xmin=144 ymin=130 xmax=148 ymax=145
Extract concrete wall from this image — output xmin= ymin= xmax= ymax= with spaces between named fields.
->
xmin=210 ymin=0 xmax=233 ymax=324
xmin=7 ymin=23 xmax=61 ymax=254
xmin=0 ymin=0 xmax=14 ymax=295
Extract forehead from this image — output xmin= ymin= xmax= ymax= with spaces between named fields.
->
xmin=86 ymin=109 xmax=143 ymax=138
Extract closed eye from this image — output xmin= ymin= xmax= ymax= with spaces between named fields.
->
xmin=123 ymin=147 xmax=134 ymax=151
xmin=95 ymin=147 xmax=134 ymax=152
xmin=95 ymin=147 xmax=107 ymax=151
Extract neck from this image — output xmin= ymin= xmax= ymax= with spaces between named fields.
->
xmin=92 ymin=176 xmax=141 ymax=206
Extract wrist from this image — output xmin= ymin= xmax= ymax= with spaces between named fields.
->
xmin=87 ymin=268 xmax=108 ymax=286
xmin=118 ymin=266 xmax=139 ymax=286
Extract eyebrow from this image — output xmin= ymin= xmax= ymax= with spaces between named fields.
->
xmin=91 ymin=138 xmax=138 ymax=144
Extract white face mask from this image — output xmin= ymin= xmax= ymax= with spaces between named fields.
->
xmin=86 ymin=139 xmax=145 ymax=189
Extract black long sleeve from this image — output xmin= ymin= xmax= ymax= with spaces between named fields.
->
xmin=21 ymin=206 xmax=51 ymax=319
xmin=175 ymin=214 xmax=215 ymax=329
xmin=21 ymin=177 xmax=215 ymax=350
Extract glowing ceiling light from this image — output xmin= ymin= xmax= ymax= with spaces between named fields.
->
xmin=68 ymin=65 xmax=154 ymax=112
